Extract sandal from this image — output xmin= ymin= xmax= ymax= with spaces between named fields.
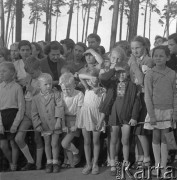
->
xmin=82 ymin=165 xmax=92 ymax=175
xmin=131 ymin=161 xmax=143 ymax=169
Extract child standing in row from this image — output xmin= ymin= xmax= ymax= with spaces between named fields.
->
xmin=0 ymin=62 xmax=25 ymax=171
xmin=59 ymin=73 xmax=84 ymax=168
xmin=24 ymin=56 xmax=44 ymax=170
xmin=144 ymin=45 xmax=177 ymax=177
xmin=77 ymin=69 xmax=106 ymax=175
xmin=31 ymin=73 xmax=64 ymax=173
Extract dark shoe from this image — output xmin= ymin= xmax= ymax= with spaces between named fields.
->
xmin=53 ymin=164 xmax=60 ymax=173
xmin=21 ymin=163 xmax=35 ymax=171
xmin=45 ymin=163 xmax=53 ymax=173
xmin=73 ymin=154 xmax=81 ymax=166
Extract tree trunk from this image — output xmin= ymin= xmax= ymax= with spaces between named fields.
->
xmin=32 ymin=21 xmax=35 ymax=42
xmin=149 ymin=0 xmax=152 ymax=39
xmin=143 ymin=0 xmax=148 ymax=37
xmin=84 ymin=0 xmax=92 ymax=43
xmin=45 ymin=0 xmax=50 ymax=42
xmin=76 ymin=1 xmax=79 ymax=42
xmin=11 ymin=10 xmax=15 ymax=44
xmin=128 ymin=0 xmax=140 ymax=42
xmin=0 ymin=0 xmax=5 ymax=46
xmin=66 ymin=0 xmax=74 ymax=38
xmin=119 ymin=0 xmax=124 ymax=41
xmin=15 ymin=0 xmax=23 ymax=42
xmin=176 ymin=18 xmax=177 ymax=33
xmin=48 ymin=0 xmax=52 ymax=41
xmin=55 ymin=10 xmax=59 ymax=40
xmin=35 ymin=16 xmax=38 ymax=41
xmin=93 ymin=0 xmax=103 ymax=34
xmin=81 ymin=3 xmax=87 ymax=42
xmin=5 ymin=0 xmax=13 ymax=46
xmin=166 ymin=0 xmax=170 ymax=38
xmin=110 ymin=0 xmax=120 ymax=50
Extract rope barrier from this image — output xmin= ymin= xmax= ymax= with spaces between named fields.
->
xmin=2 ymin=119 xmax=176 ymax=133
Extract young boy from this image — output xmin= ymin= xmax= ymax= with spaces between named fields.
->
xmin=32 ymin=73 xmax=64 ymax=173
xmin=0 ymin=62 xmax=25 ymax=171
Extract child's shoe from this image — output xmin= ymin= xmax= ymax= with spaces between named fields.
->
xmin=82 ymin=165 xmax=92 ymax=175
xmin=10 ymin=164 xmax=17 ymax=171
xmin=53 ymin=164 xmax=60 ymax=173
xmin=91 ymin=164 xmax=99 ymax=175
xmin=45 ymin=163 xmax=53 ymax=173
xmin=21 ymin=163 xmax=35 ymax=171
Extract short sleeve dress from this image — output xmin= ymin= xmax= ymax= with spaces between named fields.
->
xmin=77 ymin=89 xmax=105 ymax=131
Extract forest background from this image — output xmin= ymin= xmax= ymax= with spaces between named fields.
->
xmin=0 ymin=0 xmax=177 ymax=51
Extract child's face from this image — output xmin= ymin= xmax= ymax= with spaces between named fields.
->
xmin=110 ymin=50 xmax=121 ymax=67
xmin=31 ymin=44 xmax=39 ymax=57
xmin=19 ymin=45 xmax=31 ymax=60
xmin=10 ymin=45 xmax=19 ymax=60
xmin=49 ymin=49 xmax=61 ymax=63
xmin=39 ymin=79 xmax=52 ymax=94
xmin=168 ymin=39 xmax=177 ymax=55
xmin=61 ymin=84 xmax=75 ymax=97
xmin=118 ymin=72 xmax=127 ymax=82
xmin=85 ymin=53 xmax=96 ymax=64
xmin=153 ymin=49 xmax=169 ymax=67
xmin=131 ymin=41 xmax=145 ymax=58
xmin=104 ymin=59 xmax=111 ymax=68
xmin=0 ymin=66 xmax=14 ymax=82
xmin=86 ymin=77 xmax=99 ymax=88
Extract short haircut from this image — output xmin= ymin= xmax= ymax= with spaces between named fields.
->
xmin=168 ymin=33 xmax=177 ymax=44
xmin=0 ymin=47 xmax=10 ymax=61
xmin=87 ymin=33 xmax=101 ymax=44
xmin=97 ymin=45 xmax=105 ymax=55
xmin=60 ymin=38 xmax=75 ymax=51
xmin=59 ymin=72 xmax=75 ymax=87
xmin=1 ymin=62 xmax=16 ymax=74
xmin=24 ymin=56 xmax=40 ymax=72
xmin=44 ymin=41 xmax=63 ymax=55
xmin=131 ymin=36 xmax=146 ymax=46
xmin=18 ymin=40 xmax=32 ymax=50
xmin=38 ymin=73 xmax=53 ymax=82
xmin=152 ymin=45 xmax=170 ymax=57
xmin=75 ymin=42 xmax=87 ymax=52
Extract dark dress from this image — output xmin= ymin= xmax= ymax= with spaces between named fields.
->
xmin=99 ymin=69 xmax=141 ymax=126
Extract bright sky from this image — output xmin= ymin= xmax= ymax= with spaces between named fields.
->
xmin=6 ymin=0 xmax=177 ymax=51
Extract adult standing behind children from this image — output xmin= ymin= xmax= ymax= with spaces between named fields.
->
xmin=40 ymin=41 xmax=66 ymax=87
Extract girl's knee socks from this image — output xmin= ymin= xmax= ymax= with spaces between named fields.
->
xmin=152 ymin=143 xmax=160 ymax=167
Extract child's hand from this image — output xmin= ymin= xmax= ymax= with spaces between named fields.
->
xmin=96 ymin=121 xmax=103 ymax=131
xmin=62 ymin=126 xmax=68 ymax=133
xmin=0 ymin=125 xmax=4 ymax=134
xmin=150 ymin=117 xmax=157 ymax=125
xmin=10 ymin=125 xmax=17 ymax=133
xmin=36 ymin=126 xmax=43 ymax=132
xmin=129 ymin=119 xmax=137 ymax=126
xmin=70 ymin=126 xmax=77 ymax=132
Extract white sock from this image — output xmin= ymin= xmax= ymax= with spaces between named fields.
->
xmin=152 ymin=143 xmax=160 ymax=167
xmin=21 ymin=145 xmax=34 ymax=164
xmin=53 ymin=159 xmax=59 ymax=164
xmin=161 ymin=143 xmax=168 ymax=168
xmin=47 ymin=159 xmax=52 ymax=164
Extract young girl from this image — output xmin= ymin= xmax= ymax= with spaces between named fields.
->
xmin=31 ymin=73 xmax=64 ymax=173
xmin=0 ymin=62 xmax=25 ymax=171
xmin=99 ymin=46 xmax=128 ymax=168
xmin=59 ymin=73 xmax=84 ymax=168
xmin=128 ymin=36 xmax=154 ymax=168
xmin=144 ymin=45 xmax=177 ymax=176
xmin=77 ymin=69 xmax=106 ymax=175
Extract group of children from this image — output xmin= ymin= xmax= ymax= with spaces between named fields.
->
xmin=0 ymin=33 xmax=177 ymax=179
